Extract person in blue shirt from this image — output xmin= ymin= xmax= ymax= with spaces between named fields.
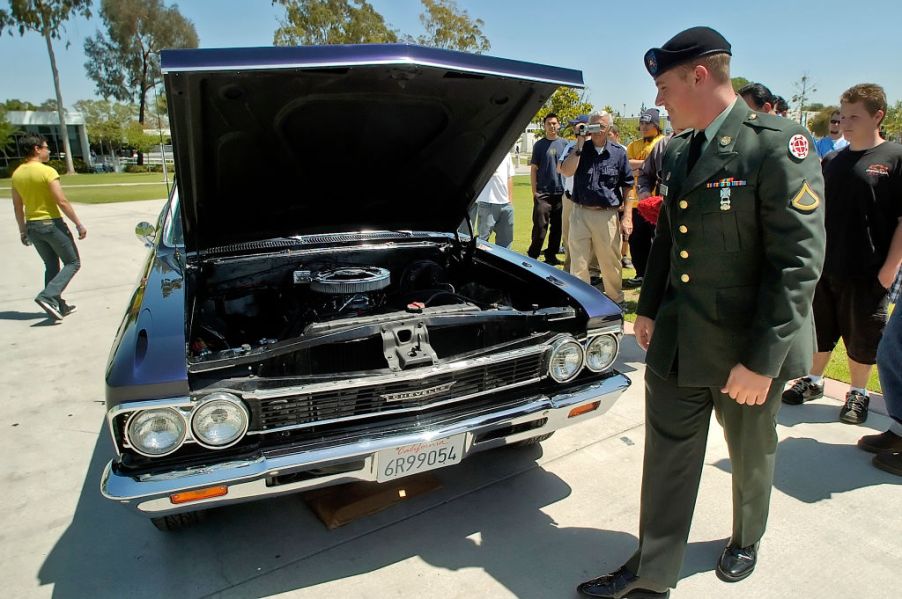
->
xmin=815 ymin=110 xmax=849 ymax=157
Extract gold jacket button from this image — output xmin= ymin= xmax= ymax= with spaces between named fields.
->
xmin=680 ymin=250 xmax=689 ymax=259
xmin=681 ymin=274 xmax=690 ymax=283
xmin=679 ymin=225 xmax=688 ymax=234
xmin=679 ymin=200 xmax=688 ymax=209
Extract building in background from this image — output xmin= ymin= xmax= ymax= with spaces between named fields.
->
xmin=4 ymin=111 xmax=91 ymax=166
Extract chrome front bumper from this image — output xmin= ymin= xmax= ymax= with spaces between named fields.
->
xmin=101 ymin=372 xmax=630 ymax=516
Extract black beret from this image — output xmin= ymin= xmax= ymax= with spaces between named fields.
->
xmin=644 ymin=26 xmax=731 ymax=77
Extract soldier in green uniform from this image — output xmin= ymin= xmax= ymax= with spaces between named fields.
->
xmin=577 ymin=27 xmax=826 ymax=599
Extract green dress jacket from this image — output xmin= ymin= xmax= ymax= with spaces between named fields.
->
xmin=636 ymin=100 xmax=826 ymax=387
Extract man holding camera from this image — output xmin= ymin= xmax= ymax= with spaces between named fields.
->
xmin=559 ymin=111 xmax=634 ymax=306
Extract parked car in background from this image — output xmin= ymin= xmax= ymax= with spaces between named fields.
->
xmin=100 ymin=44 xmax=630 ymax=531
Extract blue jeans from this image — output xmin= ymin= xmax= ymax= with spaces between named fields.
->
xmin=25 ymin=218 xmax=80 ymax=306
xmin=877 ymin=306 xmax=902 ymax=433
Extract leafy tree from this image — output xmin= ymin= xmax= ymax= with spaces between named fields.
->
xmin=884 ymin=100 xmax=902 ymax=142
xmin=2 ymin=98 xmax=39 ymax=111
xmin=731 ymin=77 xmax=750 ymax=92
xmin=805 ymin=102 xmax=825 ymax=112
xmin=414 ymin=0 xmax=489 ymax=53
xmin=83 ymin=0 xmax=198 ymax=131
xmin=807 ymin=105 xmax=838 ymax=137
xmin=0 ymin=0 xmax=94 ymax=175
xmin=533 ymin=87 xmax=593 ymax=138
xmin=38 ymin=97 xmax=58 ymax=111
xmin=272 ymin=0 xmax=397 ymax=45
xmin=0 ymin=106 xmax=21 ymax=166
xmin=73 ymin=98 xmax=135 ymax=159
xmin=124 ymin=121 xmax=157 ymax=155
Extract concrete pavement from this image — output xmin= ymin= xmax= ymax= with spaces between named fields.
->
xmin=0 ymin=199 xmax=899 ymax=598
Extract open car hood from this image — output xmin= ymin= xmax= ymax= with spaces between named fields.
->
xmin=161 ymin=44 xmax=582 ymax=253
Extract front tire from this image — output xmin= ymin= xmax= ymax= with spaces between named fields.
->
xmin=151 ymin=510 xmax=206 ymax=531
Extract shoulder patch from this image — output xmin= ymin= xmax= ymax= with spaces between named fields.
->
xmin=790 ymin=180 xmax=820 ymax=213
xmin=788 ymin=134 xmax=810 ymax=160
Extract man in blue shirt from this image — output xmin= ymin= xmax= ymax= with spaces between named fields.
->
xmin=559 ymin=111 xmax=634 ymax=305
xmin=815 ymin=110 xmax=849 ymax=157
xmin=527 ymin=113 xmax=567 ymax=265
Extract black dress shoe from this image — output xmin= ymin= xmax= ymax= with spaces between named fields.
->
xmin=577 ymin=566 xmax=670 ymax=598
xmin=716 ymin=543 xmax=758 ymax=582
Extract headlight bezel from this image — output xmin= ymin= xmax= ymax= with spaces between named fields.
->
xmin=190 ymin=392 xmax=250 ymax=450
xmin=584 ymin=333 xmax=620 ymax=372
xmin=125 ymin=407 xmax=188 ymax=458
xmin=548 ymin=336 xmax=586 ymax=383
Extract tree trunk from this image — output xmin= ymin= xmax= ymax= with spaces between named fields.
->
xmin=42 ymin=23 xmax=75 ymax=175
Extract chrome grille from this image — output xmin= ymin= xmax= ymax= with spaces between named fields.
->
xmin=251 ymin=353 xmax=545 ymax=432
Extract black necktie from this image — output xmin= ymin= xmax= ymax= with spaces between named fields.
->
xmin=687 ymin=130 xmax=706 ymax=172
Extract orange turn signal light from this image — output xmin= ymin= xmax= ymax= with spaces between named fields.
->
xmin=568 ymin=401 xmax=601 ymax=418
xmin=170 ymin=485 xmax=228 ymax=505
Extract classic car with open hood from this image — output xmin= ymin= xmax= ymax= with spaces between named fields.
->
xmin=101 ymin=44 xmax=630 ymax=530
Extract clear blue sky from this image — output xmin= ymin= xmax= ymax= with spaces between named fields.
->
xmin=1 ymin=0 xmax=899 ymax=116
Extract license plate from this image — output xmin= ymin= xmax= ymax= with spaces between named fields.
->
xmin=376 ymin=434 xmax=466 ymax=482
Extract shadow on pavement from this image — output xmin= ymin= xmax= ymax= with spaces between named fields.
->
xmin=777 ymin=402 xmax=845 ymax=427
xmin=39 ymin=422 xmax=637 ymax=599
xmin=0 ymin=310 xmax=46 ymax=321
xmin=712 ymin=436 xmax=900 ymax=505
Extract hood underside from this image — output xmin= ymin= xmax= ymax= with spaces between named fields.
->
xmin=161 ymin=44 xmax=582 ymax=253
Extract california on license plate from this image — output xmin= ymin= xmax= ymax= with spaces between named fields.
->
xmin=376 ymin=434 xmax=466 ymax=482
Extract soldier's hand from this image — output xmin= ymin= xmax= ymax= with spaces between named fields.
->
xmin=634 ymin=315 xmax=654 ymax=351
xmin=721 ymin=364 xmax=773 ymax=405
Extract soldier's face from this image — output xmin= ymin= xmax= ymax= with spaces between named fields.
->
xmin=654 ymin=69 xmax=696 ymax=130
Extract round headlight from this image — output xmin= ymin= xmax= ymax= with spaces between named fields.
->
xmin=191 ymin=393 xmax=249 ymax=449
xmin=127 ymin=408 xmax=187 ymax=457
xmin=548 ymin=338 xmax=584 ymax=382
xmin=585 ymin=334 xmax=619 ymax=372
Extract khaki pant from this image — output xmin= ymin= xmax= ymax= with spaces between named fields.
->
xmin=568 ymin=204 xmax=623 ymax=303
xmin=562 ymin=194 xmax=573 ymax=271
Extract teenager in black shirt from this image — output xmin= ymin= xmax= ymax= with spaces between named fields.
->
xmin=783 ymin=83 xmax=902 ymax=427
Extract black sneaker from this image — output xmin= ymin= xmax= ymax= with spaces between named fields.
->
xmin=35 ymin=297 xmax=63 ymax=321
xmin=858 ymin=430 xmax=902 ymax=454
xmin=59 ymin=299 xmax=77 ymax=317
xmin=624 ymin=276 xmax=644 ymax=289
xmin=840 ymin=391 xmax=869 ymax=424
xmin=781 ymin=377 xmax=824 ymax=405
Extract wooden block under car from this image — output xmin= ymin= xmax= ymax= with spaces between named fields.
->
xmin=304 ymin=473 xmax=442 ymax=529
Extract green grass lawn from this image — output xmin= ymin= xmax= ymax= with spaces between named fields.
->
xmin=0 ymin=172 xmax=170 ymax=203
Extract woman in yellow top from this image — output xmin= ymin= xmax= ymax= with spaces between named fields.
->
xmin=11 ymin=134 xmax=87 ymax=321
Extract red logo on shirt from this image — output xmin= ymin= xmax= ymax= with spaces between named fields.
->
xmin=865 ymin=163 xmax=890 ymax=177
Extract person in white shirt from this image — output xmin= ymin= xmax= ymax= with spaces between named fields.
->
xmin=476 ymin=155 xmax=515 ymax=247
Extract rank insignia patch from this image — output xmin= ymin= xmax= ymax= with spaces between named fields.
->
xmin=790 ymin=180 xmax=820 ymax=213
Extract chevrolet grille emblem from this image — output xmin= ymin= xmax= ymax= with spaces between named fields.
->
xmin=381 ymin=382 xmax=456 ymax=402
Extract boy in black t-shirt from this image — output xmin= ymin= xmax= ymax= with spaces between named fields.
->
xmin=783 ymin=83 xmax=902 ymax=427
